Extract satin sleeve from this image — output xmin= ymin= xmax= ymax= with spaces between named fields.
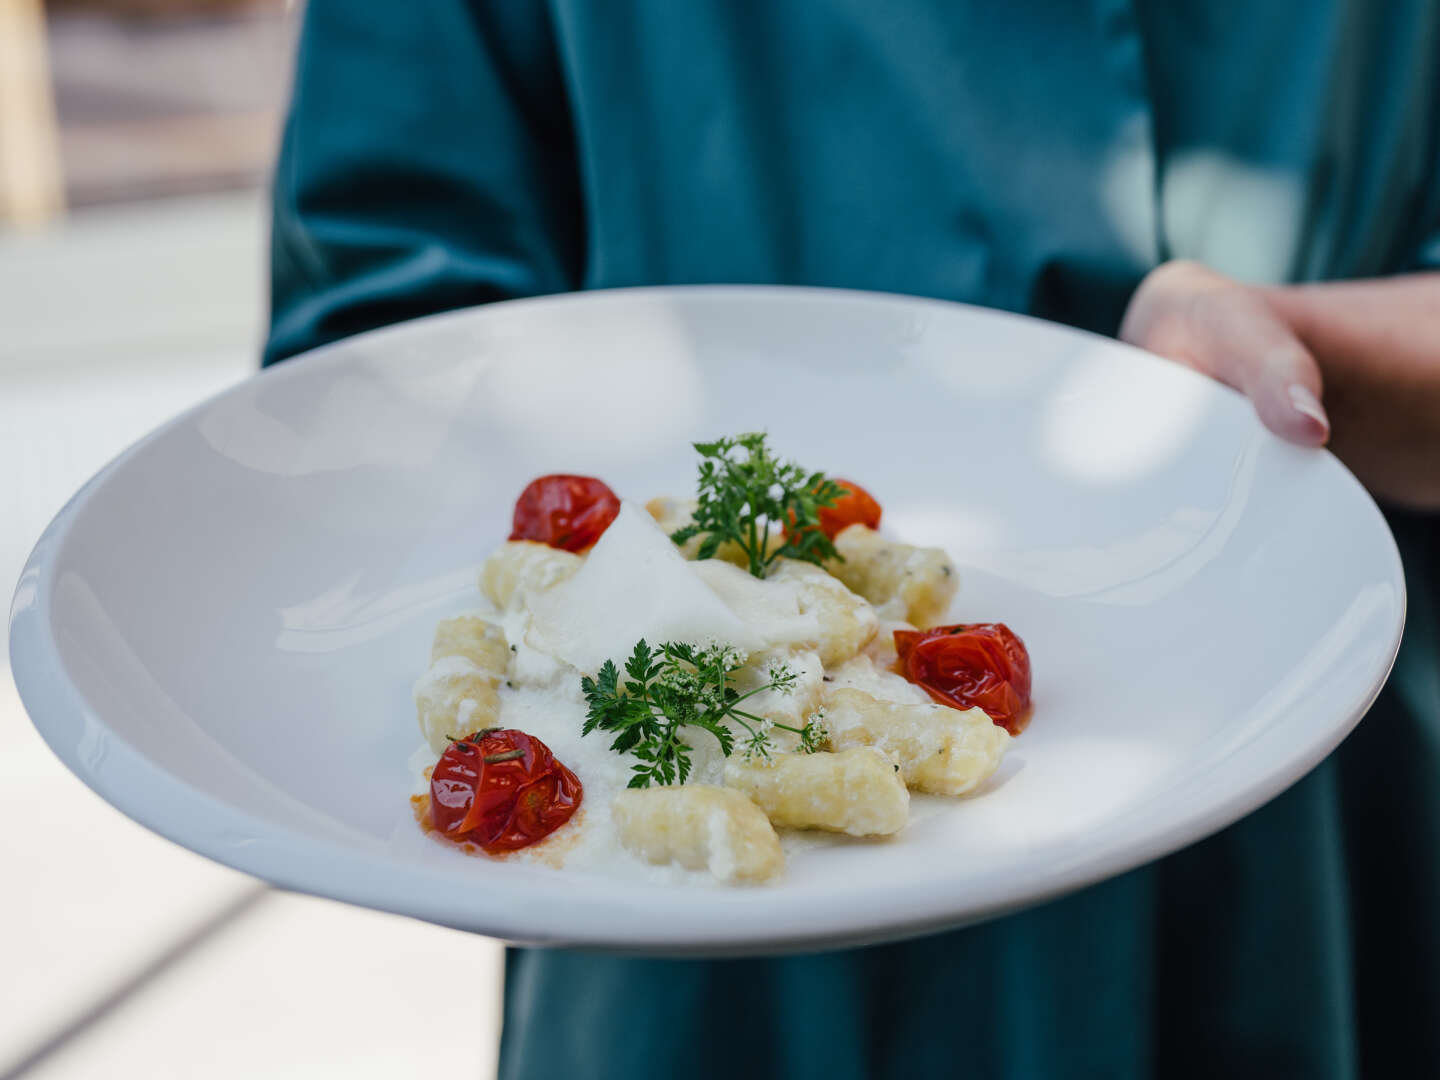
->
xmin=1414 ymin=230 xmax=1440 ymax=271
xmin=263 ymin=0 xmax=583 ymax=366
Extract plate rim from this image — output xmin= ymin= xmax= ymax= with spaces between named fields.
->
xmin=8 ymin=284 xmax=1408 ymax=953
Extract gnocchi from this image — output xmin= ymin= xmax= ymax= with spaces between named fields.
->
xmin=415 ymin=656 xmax=503 ymax=755
xmin=413 ymin=616 xmax=512 ymax=754
xmin=822 ymin=687 xmax=1009 ymax=795
xmin=829 ymin=524 xmax=958 ymax=627
xmin=612 ymin=785 xmax=784 ymax=883
xmin=768 ymin=558 xmax=878 ymax=665
xmin=479 ymin=540 xmax=582 ymax=610
xmin=431 ymin=615 xmax=509 ymax=670
xmin=723 ymin=747 xmax=909 ymax=837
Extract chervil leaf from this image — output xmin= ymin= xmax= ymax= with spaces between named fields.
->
xmin=677 ymin=432 xmax=844 ymax=578
xmin=665 ymin=641 xmax=697 ymax=665
xmin=673 ymin=742 xmax=693 ymax=785
xmin=688 ymin=713 xmax=736 ymax=759
xmin=669 ymin=523 xmax=701 ymax=545
xmin=624 ymin=640 xmax=654 ymax=683
xmin=608 ymin=726 xmax=644 ymax=754
xmin=579 ymin=637 xmax=806 ymax=786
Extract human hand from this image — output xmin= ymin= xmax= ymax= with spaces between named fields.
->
xmin=1119 ymin=260 xmax=1330 ymax=447
xmin=1121 ymin=260 xmax=1440 ymax=509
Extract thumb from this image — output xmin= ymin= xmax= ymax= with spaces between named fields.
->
xmin=1121 ymin=262 xmax=1330 ymax=447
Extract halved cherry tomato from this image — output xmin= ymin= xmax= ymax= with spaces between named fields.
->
xmin=509 ymin=474 xmax=620 ymax=552
xmin=817 ymin=478 xmax=883 ymax=539
xmin=894 ymin=623 xmax=1032 ymax=734
xmin=430 ymin=729 xmax=582 ymax=853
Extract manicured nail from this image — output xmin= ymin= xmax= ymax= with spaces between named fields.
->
xmin=1287 ymin=384 xmax=1330 ymax=441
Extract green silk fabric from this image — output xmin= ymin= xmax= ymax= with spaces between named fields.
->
xmin=266 ymin=3 xmax=1440 ymax=1075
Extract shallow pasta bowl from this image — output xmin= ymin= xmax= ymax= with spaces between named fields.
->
xmin=9 ymin=286 xmax=1405 ymax=953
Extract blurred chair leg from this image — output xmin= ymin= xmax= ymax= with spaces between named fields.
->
xmin=0 ymin=0 xmax=65 ymax=227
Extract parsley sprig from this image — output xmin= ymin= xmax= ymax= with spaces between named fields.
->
xmin=670 ymin=432 xmax=847 ymax=578
xmin=580 ymin=639 xmax=827 ymax=788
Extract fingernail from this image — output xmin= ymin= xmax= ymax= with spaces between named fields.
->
xmin=1287 ymin=384 xmax=1330 ymax=441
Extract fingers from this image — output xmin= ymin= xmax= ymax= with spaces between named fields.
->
xmin=1120 ymin=261 xmax=1330 ymax=447
xmin=1199 ymin=294 xmax=1330 ymax=446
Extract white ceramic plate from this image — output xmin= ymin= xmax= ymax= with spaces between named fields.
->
xmin=10 ymin=287 xmax=1405 ymax=954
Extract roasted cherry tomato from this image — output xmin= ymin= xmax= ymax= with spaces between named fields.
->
xmin=894 ymin=623 xmax=1032 ymax=734
xmin=817 ymin=478 xmax=883 ymax=539
xmin=788 ymin=478 xmax=884 ymax=542
xmin=430 ymin=729 xmax=582 ymax=853
xmin=509 ymin=474 xmax=620 ymax=552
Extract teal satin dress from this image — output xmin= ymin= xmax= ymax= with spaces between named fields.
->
xmin=265 ymin=3 xmax=1440 ymax=1076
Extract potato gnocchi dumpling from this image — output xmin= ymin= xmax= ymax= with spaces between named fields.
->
xmin=861 ymin=621 xmax=913 ymax=668
xmin=768 ymin=559 xmax=879 ymax=665
xmin=612 ymin=785 xmax=784 ymax=883
xmin=430 ymin=615 xmax=509 ymax=670
xmin=723 ymin=747 xmax=909 ymax=837
xmin=826 ymin=652 xmax=932 ymax=707
xmin=414 ymin=616 xmax=511 ymax=754
xmin=821 ymin=687 xmax=1009 ymax=796
xmin=829 ymin=524 xmax=958 ymax=627
xmin=479 ymin=540 xmax=582 ymax=610
xmin=415 ymin=657 xmax=503 ymax=755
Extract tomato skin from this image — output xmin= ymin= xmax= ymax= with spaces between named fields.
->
xmin=817 ymin=478 xmax=883 ymax=539
xmin=787 ymin=478 xmax=883 ymax=542
xmin=509 ymin=475 xmax=620 ymax=552
xmin=430 ymin=729 xmax=582 ymax=852
xmin=894 ymin=623 xmax=1032 ymax=734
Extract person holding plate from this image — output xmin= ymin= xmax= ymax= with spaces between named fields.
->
xmin=265 ymin=3 xmax=1439 ymax=1076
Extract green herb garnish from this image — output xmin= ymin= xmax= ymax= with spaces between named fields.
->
xmin=670 ymin=432 xmax=847 ymax=578
xmin=580 ymin=639 xmax=827 ymax=788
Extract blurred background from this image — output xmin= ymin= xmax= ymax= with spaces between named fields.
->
xmin=1 ymin=1 xmax=504 ymax=1075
